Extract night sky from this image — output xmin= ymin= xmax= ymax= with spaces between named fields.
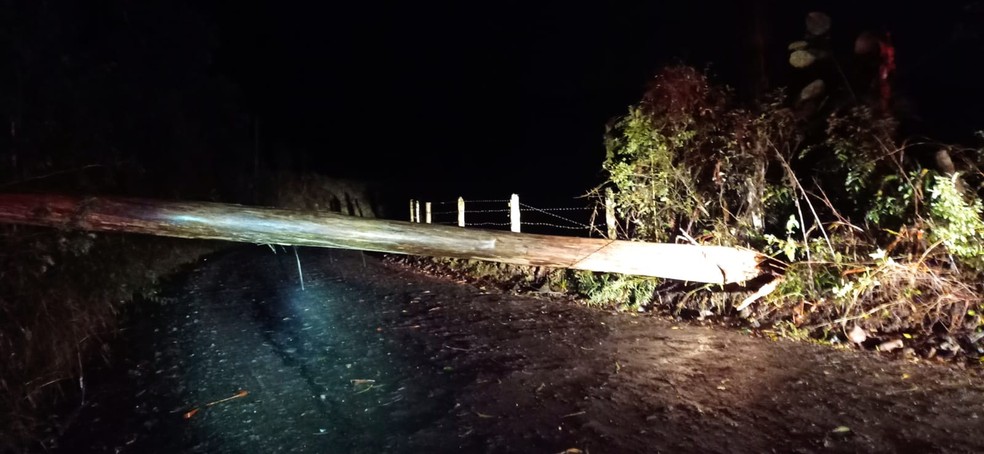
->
xmin=168 ymin=2 xmax=984 ymax=204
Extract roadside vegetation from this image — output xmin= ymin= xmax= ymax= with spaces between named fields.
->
xmin=592 ymin=63 xmax=984 ymax=362
xmin=0 ymin=225 xmax=222 ymax=450
xmin=411 ymin=13 xmax=984 ymax=366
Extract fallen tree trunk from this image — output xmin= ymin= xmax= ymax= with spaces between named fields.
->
xmin=0 ymin=194 xmax=779 ymax=284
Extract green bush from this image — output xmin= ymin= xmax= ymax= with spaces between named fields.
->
xmin=599 ymin=66 xmax=785 ymax=244
xmin=593 ymin=61 xmax=984 ymax=348
xmin=573 ymin=271 xmax=659 ymax=310
xmin=928 ymin=173 xmax=984 ymax=269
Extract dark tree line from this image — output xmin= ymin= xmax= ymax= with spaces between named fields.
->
xmin=0 ymin=0 xmax=254 ymax=200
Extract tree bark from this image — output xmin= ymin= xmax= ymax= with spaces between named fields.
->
xmin=0 ymin=194 xmax=779 ymax=285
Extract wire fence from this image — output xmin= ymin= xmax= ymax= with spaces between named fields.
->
xmin=408 ymin=194 xmax=615 ymax=238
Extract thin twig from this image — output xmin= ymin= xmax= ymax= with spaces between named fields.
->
xmin=677 ymin=228 xmax=698 ymax=245
xmin=808 ymin=183 xmax=858 ymax=232
xmin=830 ymin=54 xmax=858 ymax=102
xmin=804 ymin=300 xmax=904 ymax=330
xmin=779 ymin=156 xmax=813 ymax=281
xmin=77 ymin=349 xmax=85 ymax=407
xmin=293 ymin=246 xmax=304 ymax=291
xmin=773 ymin=145 xmax=836 ymax=256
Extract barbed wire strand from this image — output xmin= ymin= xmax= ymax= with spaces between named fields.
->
xmin=432 ymin=199 xmax=510 ymax=206
xmin=424 ymin=221 xmax=608 ymax=232
xmin=431 ymin=208 xmax=512 ymax=215
xmin=520 ymin=221 xmax=608 ymax=230
xmin=419 ymin=199 xmax=612 ymax=233
xmin=464 ymin=221 xmax=513 ymax=227
xmin=519 ymin=202 xmax=592 ymax=228
xmin=438 ymin=207 xmax=590 ymax=216
xmin=519 ymin=206 xmax=594 ymax=212
xmin=431 ymin=199 xmax=594 ymax=210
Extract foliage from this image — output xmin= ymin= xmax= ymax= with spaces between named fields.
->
xmin=927 ymin=173 xmax=984 ymax=269
xmin=591 ymin=11 xmax=984 ymax=359
xmin=599 ymin=66 xmax=787 ymax=243
xmin=0 ymin=228 xmax=219 ymax=452
xmin=602 ymin=105 xmax=696 ymax=242
xmin=573 ymin=271 xmax=659 ymax=310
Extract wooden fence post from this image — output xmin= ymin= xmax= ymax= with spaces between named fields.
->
xmin=409 ymin=199 xmax=415 ymax=222
xmin=457 ymin=197 xmax=465 ymax=227
xmin=605 ymin=188 xmax=617 ymax=239
xmin=425 ymin=202 xmax=432 ymax=224
xmin=415 ymin=200 xmax=421 ymax=223
xmin=510 ymin=193 xmax=520 ymax=233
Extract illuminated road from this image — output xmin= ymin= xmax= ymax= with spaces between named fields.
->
xmin=54 ymin=247 xmax=984 ymax=453
xmin=57 ymin=248 xmax=481 ymax=452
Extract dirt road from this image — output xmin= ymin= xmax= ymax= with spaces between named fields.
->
xmin=52 ymin=247 xmax=984 ymax=453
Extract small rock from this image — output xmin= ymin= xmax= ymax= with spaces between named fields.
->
xmin=877 ymin=339 xmax=904 ymax=352
xmin=968 ymin=331 xmax=984 ymax=344
xmin=940 ymin=336 xmax=962 ymax=353
xmin=848 ymin=325 xmax=867 ymax=344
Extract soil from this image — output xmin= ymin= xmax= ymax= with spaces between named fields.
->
xmin=47 ymin=247 xmax=984 ymax=453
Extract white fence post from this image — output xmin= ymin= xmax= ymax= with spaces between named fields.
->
xmin=457 ymin=197 xmax=465 ymax=227
xmin=415 ymin=200 xmax=421 ymax=223
xmin=409 ymin=199 xmax=415 ymax=222
xmin=425 ymin=202 xmax=432 ymax=224
xmin=605 ymin=188 xmax=617 ymax=239
xmin=510 ymin=193 xmax=520 ymax=233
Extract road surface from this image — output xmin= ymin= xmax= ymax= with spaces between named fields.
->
xmin=53 ymin=247 xmax=984 ymax=453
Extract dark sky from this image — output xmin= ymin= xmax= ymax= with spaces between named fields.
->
xmin=198 ymin=1 xmax=984 ymax=202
